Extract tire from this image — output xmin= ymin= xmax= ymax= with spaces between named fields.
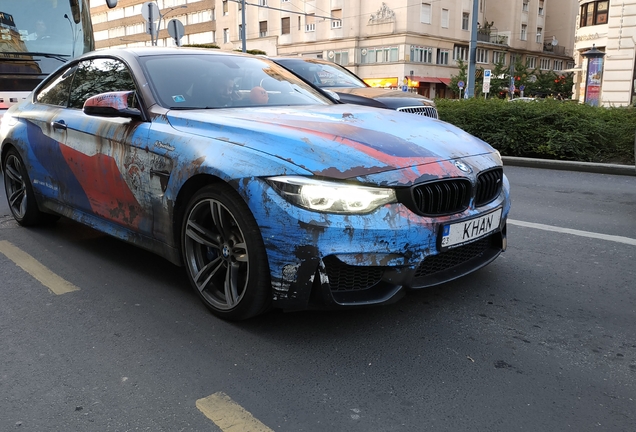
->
xmin=2 ymin=148 xmax=58 ymax=226
xmin=181 ymin=183 xmax=271 ymax=320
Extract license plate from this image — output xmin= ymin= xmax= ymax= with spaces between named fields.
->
xmin=440 ymin=208 xmax=502 ymax=249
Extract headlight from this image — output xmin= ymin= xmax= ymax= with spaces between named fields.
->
xmin=267 ymin=176 xmax=396 ymax=214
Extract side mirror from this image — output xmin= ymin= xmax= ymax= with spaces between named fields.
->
xmin=106 ymin=0 xmax=118 ymax=8
xmin=83 ymin=91 xmax=141 ymax=119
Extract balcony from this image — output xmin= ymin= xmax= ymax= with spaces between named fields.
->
xmin=543 ymin=43 xmax=569 ymax=56
xmin=477 ymin=23 xmax=509 ymax=45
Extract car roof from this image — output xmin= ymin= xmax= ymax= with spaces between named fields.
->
xmin=79 ymin=47 xmax=248 ymax=61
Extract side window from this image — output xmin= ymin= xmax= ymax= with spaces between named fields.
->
xmin=35 ymin=66 xmax=76 ymax=107
xmin=68 ymin=58 xmax=136 ymax=109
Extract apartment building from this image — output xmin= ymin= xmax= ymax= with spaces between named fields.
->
xmin=90 ymin=0 xmax=577 ymax=99
xmin=573 ymin=0 xmax=636 ymax=106
xmin=90 ymin=0 xmax=216 ymax=48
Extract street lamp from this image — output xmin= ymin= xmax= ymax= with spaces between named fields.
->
xmin=160 ymin=5 xmax=188 ymax=40
xmin=581 ymin=44 xmax=605 ymax=107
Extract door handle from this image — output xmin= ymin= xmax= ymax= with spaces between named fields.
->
xmin=51 ymin=120 xmax=67 ymax=130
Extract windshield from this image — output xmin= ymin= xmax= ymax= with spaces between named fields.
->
xmin=141 ymin=54 xmax=334 ymax=109
xmin=0 ymin=0 xmax=94 ymax=79
xmin=274 ymin=58 xmax=368 ymax=89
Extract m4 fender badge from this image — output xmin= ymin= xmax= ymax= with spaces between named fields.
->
xmin=454 ymin=160 xmax=472 ymax=173
xmin=154 ymin=141 xmax=175 ymax=152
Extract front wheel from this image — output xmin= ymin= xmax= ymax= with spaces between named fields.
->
xmin=181 ymin=184 xmax=271 ymax=320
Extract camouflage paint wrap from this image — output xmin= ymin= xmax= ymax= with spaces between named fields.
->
xmin=1 ymin=60 xmax=510 ymax=312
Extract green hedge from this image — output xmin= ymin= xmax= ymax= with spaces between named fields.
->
xmin=435 ymin=98 xmax=636 ymax=165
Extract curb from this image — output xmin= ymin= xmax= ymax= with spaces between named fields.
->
xmin=502 ymin=156 xmax=636 ymax=176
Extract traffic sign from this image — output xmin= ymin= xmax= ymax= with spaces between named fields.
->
xmin=168 ymin=18 xmax=184 ymax=46
xmin=458 ymin=80 xmax=464 ymax=89
xmin=483 ymin=82 xmax=490 ymax=93
xmin=519 ymin=85 xmax=525 ymax=91
xmin=483 ymin=69 xmax=492 ymax=84
xmin=141 ymin=1 xmax=160 ymax=22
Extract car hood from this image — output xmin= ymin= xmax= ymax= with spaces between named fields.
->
xmin=329 ymin=87 xmax=435 ymax=105
xmin=165 ymin=105 xmax=496 ymax=182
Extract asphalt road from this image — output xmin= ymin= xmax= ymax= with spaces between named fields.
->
xmin=1 ymin=166 xmax=635 ymax=431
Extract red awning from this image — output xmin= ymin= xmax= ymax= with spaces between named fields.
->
xmin=411 ymin=76 xmax=440 ymax=83
xmin=410 ymin=76 xmax=452 ymax=86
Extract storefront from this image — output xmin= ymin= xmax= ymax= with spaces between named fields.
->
xmin=362 ymin=76 xmax=451 ymax=98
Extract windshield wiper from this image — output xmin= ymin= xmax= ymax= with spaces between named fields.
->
xmin=0 ymin=51 xmax=70 ymax=63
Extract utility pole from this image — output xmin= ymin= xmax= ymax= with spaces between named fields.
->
xmin=241 ymin=0 xmax=246 ymax=52
xmin=466 ymin=0 xmax=479 ymax=98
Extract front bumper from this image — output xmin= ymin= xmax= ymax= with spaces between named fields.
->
xmin=239 ymin=175 xmax=511 ymax=311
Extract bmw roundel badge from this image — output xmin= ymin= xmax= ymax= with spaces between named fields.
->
xmin=454 ymin=160 xmax=472 ymax=173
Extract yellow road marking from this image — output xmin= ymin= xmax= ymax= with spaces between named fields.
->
xmin=196 ymin=392 xmax=274 ymax=432
xmin=0 ymin=240 xmax=80 ymax=295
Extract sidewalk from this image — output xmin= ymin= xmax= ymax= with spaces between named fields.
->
xmin=502 ymin=156 xmax=636 ymax=176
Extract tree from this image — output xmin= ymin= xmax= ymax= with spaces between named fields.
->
xmin=449 ymin=59 xmax=467 ymax=95
xmin=449 ymin=59 xmax=482 ymax=97
xmin=489 ymin=56 xmax=509 ymax=97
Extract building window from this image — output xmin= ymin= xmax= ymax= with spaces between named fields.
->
xmin=223 ymin=28 xmax=229 ymax=43
xmin=259 ymin=21 xmax=267 ymax=37
xmin=188 ymin=10 xmax=213 ymax=25
xmin=108 ymin=26 xmax=125 ymax=38
xmin=331 ymin=9 xmax=342 ymax=28
xmin=580 ymin=1 xmax=609 ymax=28
xmin=281 ymin=17 xmax=290 ymax=35
xmin=362 ymin=47 xmax=399 ymax=64
xmin=238 ymin=24 xmax=242 ymax=40
xmin=526 ymin=56 xmax=537 ymax=69
xmin=441 ymin=9 xmax=449 ymax=28
xmin=540 ymin=58 xmax=551 ymax=70
xmin=462 ymin=12 xmax=470 ymax=30
xmin=493 ymin=51 xmax=506 ymax=65
xmin=553 ymin=60 xmax=563 ymax=71
xmin=412 ymin=46 xmax=433 ymax=63
xmin=476 ymin=48 xmax=488 ymax=63
xmin=93 ymin=13 xmax=107 ymax=24
xmin=222 ymin=0 xmax=228 ymax=16
xmin=305 ymin=14 xmax=315 ymax=32
xmin=538 ymin=1 xmax=544 ymax=15
xmin=334 ymin=50 xmax=349 ymax=65
xmin=421 ymin=3 xmax=431 ymax=24
xmin=536 ymin=28 xmax=542 ymax=43
xmin=453 ymin=45 xmax=468 ymax=61
xmin=437 ymin=49 xmax=449 ymax=65
xmin=522 ymin=0 xmax=529 ymax=12
xmin=258 ymin=0 xmax=267 ymax=5
xmin=521 ymin=24 xmax=527 ymax=41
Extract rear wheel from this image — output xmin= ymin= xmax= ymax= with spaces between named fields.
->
xmin=181 ymin=184 xmax=271 ymax=320
xmin=2 ymin=148 xmax=57 ymax=226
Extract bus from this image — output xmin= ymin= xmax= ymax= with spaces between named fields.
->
xmin=0 ymin=0 xmax=118 ymax=115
